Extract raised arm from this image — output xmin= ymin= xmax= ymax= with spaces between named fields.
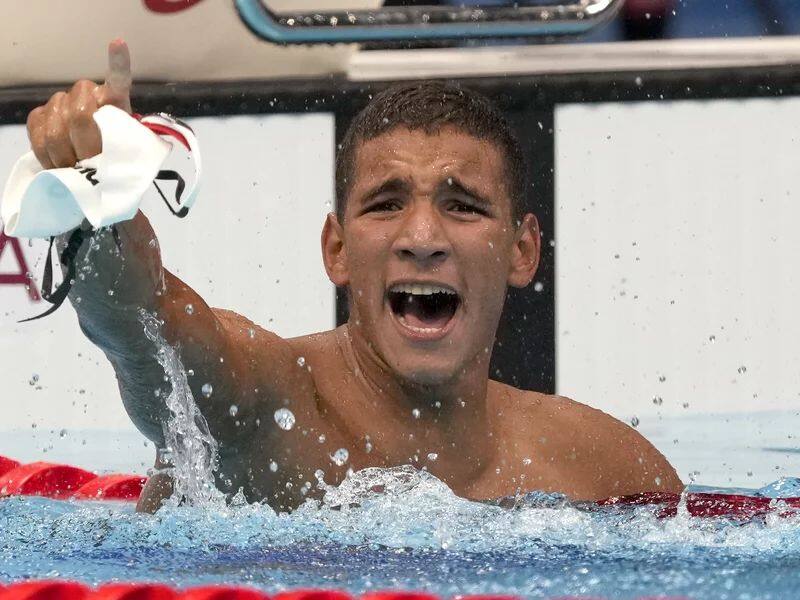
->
xmin=23 ymin=41 xmax=277 ymax=453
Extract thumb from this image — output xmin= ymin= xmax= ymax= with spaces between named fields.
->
xmin=98 ymin=39 xmax=132 ymax=113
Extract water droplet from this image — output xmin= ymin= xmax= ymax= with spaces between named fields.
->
xmin=187 ymin=369 xmax=194 ymax=376
xmin=297 ymin=356 xmax=306 ymax=367
xmin=269 ymin=460 xmax=278 ymax=472
xmin=365 ymin=440 xmax=373 ymax=453
xmin=107 ymin=289 xmax=114 ymax=296
xmin=427 ymin=452 xmax=438 ymax=461
xmin=248 ymin=328 xmax=255 ymax=339
xmin=654 ymin=476 xmax=662 ymax=486
xmin=330 ymin=448 xmax=349 ymax=466
xmin=274 ymin=408 xmax=296 ymax=430
xmin=738 ymin=365 xmax=747 ymax=374
xmin=522 ymin=457 xmax=532 ymax=466
xmin=59 ymin=429 xmax=67 ymax=438
xmin=201 ymin=383 xmax=213 ymax=398
xmin=708 ymin=334 xmax=716 ymax=342
xmin=28 ymin=374 xmax=39 ymax=386
xmin=185 ymin=304 xmax=194 ymax=315
xmin=318 ymin=434 xmax=326 ymax=443
xmin=411 ymin=408 xmax=421 ymax=419
xmin=652 ymin=396 xmax=663 ymax=406
xmin=630 ymin=416 xmax=640 ymax=427
xmin=533 ymin=281 xmax=544 ymax=292
xmin=635 ymin=76 xmax=643 ymax=86
xmin=229 ymin=404 xmax=238 ymax=417
xmin=682 ymin=402 xmax=690 ymax=409
xmin=658 ymin=375 xmax=666 ymax=382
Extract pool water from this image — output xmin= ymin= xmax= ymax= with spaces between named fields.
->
xmin=2 ymin=467 xmax=800 ymax=600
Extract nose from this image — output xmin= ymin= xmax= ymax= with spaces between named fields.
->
xmin=393 ymin=201 xmax=450 ymax=265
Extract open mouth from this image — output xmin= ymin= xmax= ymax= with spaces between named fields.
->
xmin=387 ymin=283 xmax=461 ymax=336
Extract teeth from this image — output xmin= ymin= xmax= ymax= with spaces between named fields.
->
xmin=391 ymin=283 xmax=456 ymax=296
xmin=397 ymin=316 xmax=445 ymax=333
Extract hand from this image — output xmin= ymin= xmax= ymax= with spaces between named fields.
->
xmin=27 ymin=39 xmax=132 ymax=169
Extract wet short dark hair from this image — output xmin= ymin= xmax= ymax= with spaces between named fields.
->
xmin=335 ymin=81 xmax=527 ymax=224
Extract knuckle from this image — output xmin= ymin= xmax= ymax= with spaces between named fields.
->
xmin=70 ymin=79 xmax=95 ymax=95
xmin=26 ymin=106 xmax=45 ymax=129
xmin=44 ymin=90 xmax=64 ymax=109
xmin=44 ymin=118 xmax=66 ymax=145
xmin=52 ymin=90 xmax=68 ymax=104
xmin=71 ymin=102 xmax=96 ymax=124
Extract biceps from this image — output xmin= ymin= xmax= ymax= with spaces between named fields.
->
xmin=153 ymin=271 xmax=247 ymax=431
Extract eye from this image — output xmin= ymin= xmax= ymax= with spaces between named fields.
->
xmin=448 ymin=200 xmax=486 ymax=216
xmin=367 ymin=199 xmax=403 ymax=213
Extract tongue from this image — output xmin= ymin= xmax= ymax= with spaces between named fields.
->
xmin=401 ymin=296 xmax=453 ymax=330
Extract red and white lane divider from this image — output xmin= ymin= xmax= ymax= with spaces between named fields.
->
xmin=2 ymin=454 xmax=800 ymax=521
xmin=0 ymin=581 xmax=690 ymax=600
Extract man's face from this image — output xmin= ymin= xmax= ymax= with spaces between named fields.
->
xmin=324 ymin=125 xmax=539 ymax=386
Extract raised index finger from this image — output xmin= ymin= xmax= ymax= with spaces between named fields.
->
xmin=101 ymin=39 xmax=132 ymax=112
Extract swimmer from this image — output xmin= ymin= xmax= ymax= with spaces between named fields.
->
xmin=25 ymin=40 xmax=682 ymax=512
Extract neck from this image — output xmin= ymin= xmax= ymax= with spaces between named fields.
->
xmin=336 ymin=321 xmax=495 ymax=484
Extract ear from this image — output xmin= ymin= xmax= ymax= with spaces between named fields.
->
xmin=507 ymin=213 xmax=540 ymax=288
xmin=321 ymin=212 xmax=349 ymax=286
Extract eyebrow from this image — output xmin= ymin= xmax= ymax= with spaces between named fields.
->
xmin=437 ymin=177 xmax=492 ymax=208
xmin=360 ymin=177 xmax=412 ymax=203
xmin=360 ymin=176 xmax=492 ymax=207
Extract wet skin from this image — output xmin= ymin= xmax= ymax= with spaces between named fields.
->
xmin=130 ymin=127 xmax=682 ymax=512
xmin=25 ymin=43 xmax=682 ymax=511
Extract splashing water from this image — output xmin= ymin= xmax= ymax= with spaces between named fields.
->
xmin=274 ymin=408 xmax=296 ymax=431
xmin=139 ymin=310 xmax=225 ymax=507
xmin=2 ymin=466 xmax=800 ymax=598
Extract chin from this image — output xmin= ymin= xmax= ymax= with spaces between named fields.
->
xmin=390 ymin=355 xmax=461 ymax=388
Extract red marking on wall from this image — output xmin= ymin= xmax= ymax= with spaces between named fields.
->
xmin=0 ymin=232 xmax=40 ymax=301
xmin=143 ymin=0 xmax=205 ymax=14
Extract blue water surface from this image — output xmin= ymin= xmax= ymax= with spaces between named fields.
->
xmin=1 ymin=467 xmax=800 ymax=600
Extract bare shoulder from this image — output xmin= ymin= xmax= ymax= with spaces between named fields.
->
xmin=211 ymin=307 xmax=280 ymax=344
xmin=209 ymin=308 xmax=320 ymax=405
xmin=491 ymin=383 xmax=683 ymax=499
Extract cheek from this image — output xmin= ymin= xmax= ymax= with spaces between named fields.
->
xmin=463 ymin=231 xmax=511 ymax=271
xmin=345 ymin=228 xmax=390 ymax=284
xmin=460 ymin=236 xmax=513 ymax=306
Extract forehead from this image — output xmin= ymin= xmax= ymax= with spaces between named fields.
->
xmin=350 ymin=126 xmax=508 ymax=197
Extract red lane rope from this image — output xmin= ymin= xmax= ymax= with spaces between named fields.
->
xmin=72 ymin=474 xmax=147 ymax=501
xmin=0 ymin=582 xmax=695 ymax=600
xmin=0 ymin=581 xmax=92 ymax=600
xmin=0 ymin=456 xmax=143 ymax=501
xmin=0 ymin=462 xmax=97 ymax=500
xmin=1 ymin=454 xmax=799 ymax=521
xmin=0 ymin=456 xmax=20 ymax=478
xmin=92 ymin=584 xmax=179 ymax=600
xmin=274 ymin=592 xmax=351 ymax=600
xmin=596 ymin=490 xmax=800 ymax=519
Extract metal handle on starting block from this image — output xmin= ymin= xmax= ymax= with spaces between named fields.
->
xmin=235 ymin=0 xmax=624 ymax=45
